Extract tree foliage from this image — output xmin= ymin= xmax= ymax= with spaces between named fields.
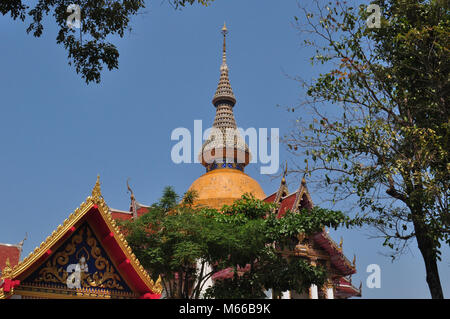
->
xmin=120 ymin=188 xmax=349 ymax=299
xmin=286 ymin=0 xmax=449 ymax=298
xmin=1 ymin=0 xmax=213 ymax=83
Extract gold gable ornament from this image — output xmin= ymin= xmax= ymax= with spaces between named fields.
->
xmin=91 ymin=175 xmax=103 ymax=200
xmin=1 ymin=258 xmax=13 ymax=279
xmin=1 ymin=176 xmax=163 ymax=299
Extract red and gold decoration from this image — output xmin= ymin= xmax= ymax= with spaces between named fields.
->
xmin=0 ymin=176 xmax=162 ymax=299
xmin=23 ymin=223 xmax=131 ymax=292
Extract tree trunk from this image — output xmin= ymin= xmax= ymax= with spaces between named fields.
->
xmin=413 ymin=220 xmax=444 ymax=299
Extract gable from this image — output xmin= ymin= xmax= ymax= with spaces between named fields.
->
xmin=0 ymin=176 xmax=162 ymax=299
xmin=277 ymin=193 xmax=297 ymax=218
xmin=21 ymin=222 xmax=133 ymax=297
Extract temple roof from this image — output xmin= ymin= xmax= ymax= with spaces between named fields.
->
xmin=0 ymin=176 xmax=162 ymax=299
xmin=264 ymin=176 xmax=356 ymax=277
xmin=335 ymin=276 xmax=362 ymax=298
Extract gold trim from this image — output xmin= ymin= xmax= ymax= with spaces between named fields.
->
xmin=1 ymin=176 xmax=162 ymax=298
xmin=14 ymin=283 xmax=138 ymax=299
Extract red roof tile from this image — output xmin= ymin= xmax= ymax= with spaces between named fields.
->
xmin=263 ymin=192 xmax=277 ymax=203
xmin=0 ymin=244 xmax=21 ymax=272
xmin=277 ymin=193 xmax=297 ymax=218
xmin=110 ymin=210 xmax=134 ymax=221
xmin=110 ymin=206 xmax=149 ymax=222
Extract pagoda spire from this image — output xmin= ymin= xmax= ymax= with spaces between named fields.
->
xmin=212 ymin=22 xmax=236 ymax=106
xmin=200 ymin=23 xmax=250 ymax=172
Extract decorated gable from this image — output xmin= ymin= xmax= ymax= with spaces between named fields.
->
xmin=20 ymin=222 xmax=133 ymax=298
xmin=0 ymin=176 xmax=162 ymax=299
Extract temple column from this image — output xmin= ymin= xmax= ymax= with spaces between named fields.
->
xmin=326 ymin=282 xmax=334 ymax=299
xmin=310 ymin=284 xmax=318 ymax=299
xmin=309 ymin=258 xmax=319 ymax=299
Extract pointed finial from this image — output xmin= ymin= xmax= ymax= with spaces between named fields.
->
xmin=127 ymin=178 xmax=135 ymax=201
xmin=221 ymin=22 xmax=228 ymax=69
xmin=352 ymin=254 xmax=356 ymax=267
xmin=339 ymin=237 xmax=343 ymax=249
xmin=127 ymin=178 xmax=138 ymax=219
xmin=91 ymin=175 xmax=102 ymax=199
xmin=222 ymin=22 xmax=228 ymax=34
xmin=281 ymin=161 xmax=288 ymax=184
xmin=18 ymin=233 xmax=27 ymax=250
xmin=303 ymin=159 xmax=309 ymax=180
xmin=301 ymin=177 xmax=307 ymax=186
xmin=212 ymin=22 xmax=236 ymax=106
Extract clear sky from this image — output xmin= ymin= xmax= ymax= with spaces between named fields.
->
xmin=0 ymin=0 xmax=448 ymax=298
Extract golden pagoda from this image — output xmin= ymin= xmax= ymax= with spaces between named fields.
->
xmin=188 ymin=25 xmax=361 ymax=299
xmin=188 ymin=23 xmax=266 ymax=209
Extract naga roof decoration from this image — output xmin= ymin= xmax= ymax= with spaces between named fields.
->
xmin=0 ymin=176 xmax=162 ymax=299
xmin=110 ymin=180 xmax=150 ymax=221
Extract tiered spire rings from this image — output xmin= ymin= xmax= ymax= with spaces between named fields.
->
xmin=212 ymin=23 xmax=236 ymax=106
xmin=200 ymin=23 xmax=251 ymax=172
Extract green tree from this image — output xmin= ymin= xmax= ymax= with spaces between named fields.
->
xmin=121 ymin=188 xmax=349 ymax=299
xmin=204 ymin=198 xmax=347 ymax=299
xmin=286 ymin=0 xmax=449 ymax=298
xmin=1 ymin=0 xmax=213 ymax=83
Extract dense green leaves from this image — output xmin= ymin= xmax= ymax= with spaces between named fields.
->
xmin=121 ymin=188 xmax=348 ymax=298
xmin=204 ymin=253 xmax=327 ymax=299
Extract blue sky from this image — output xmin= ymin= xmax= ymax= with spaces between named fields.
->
xmin=0 ymin=0 xmax=448 ymax=298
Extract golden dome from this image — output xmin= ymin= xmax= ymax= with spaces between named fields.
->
xmin=188 ymin=168 xmax=266 ymax=210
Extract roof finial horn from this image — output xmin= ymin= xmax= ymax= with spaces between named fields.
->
xmin=127 ymin=178 xmax=138 ymax=219
xmin=281 ymin=161 xmax=288 ymax=184
xmin=91 ymin=175 xmax=102 ymax=199
xmin=302 ymin=159 xmax=308 ymax=185
xmin=127 ymin=178 xmax=135 ymax=201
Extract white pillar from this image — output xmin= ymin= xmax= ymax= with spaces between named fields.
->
xmin=310 ymin=284 xmax=318 ymax=299
xmin=326 ymin=286 xmax=334 ymax=299
xmin=281 ymin=291 xmax=290 ymax=299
